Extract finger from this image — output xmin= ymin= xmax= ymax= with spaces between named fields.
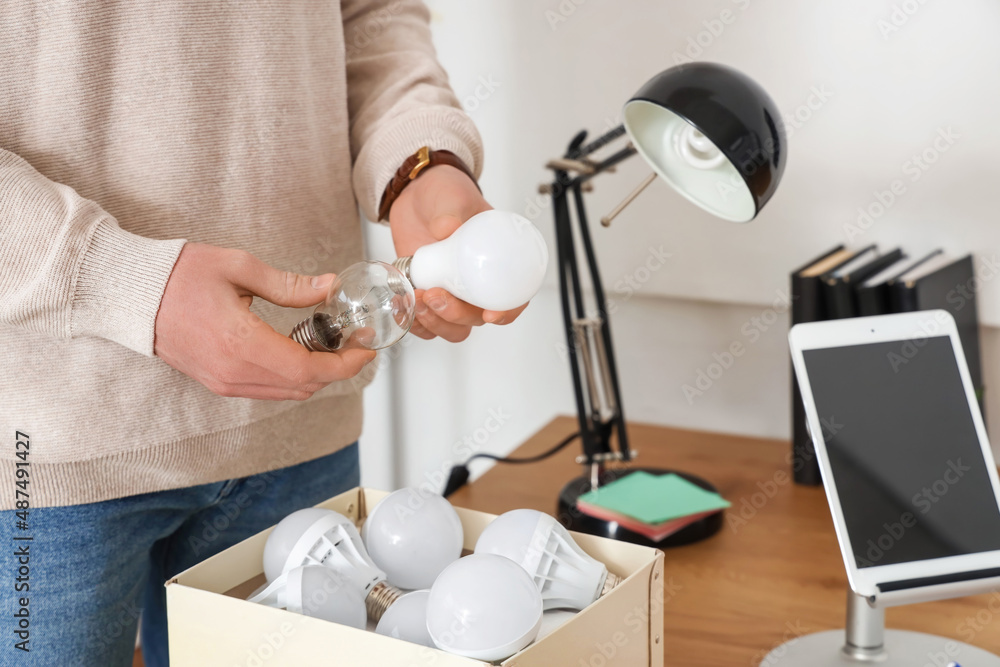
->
xmin=482 ymin=302 xmax=529 ymax=326
xmin=414 ymin=308 xmax=472 ymax=343
xmin=406 ymin=290 xmax=435 ymax=339
xmin=241 ymin=323 xmax=376 ymax=384
xmin=211 ymin=352 xmax=316 ymax=390
xmin=407 ymin=319 xmax=436 ymax=340
xmin=227 ymin=250 xmax=335 ymax=308
xmin=422 ymin=288 xmax=485 ymax=327
xmin=207 ymin=382 xmax=314 ymax=401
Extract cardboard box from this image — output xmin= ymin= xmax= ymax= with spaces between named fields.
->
xmin=167 ymin=487 xmax=665 ymax=666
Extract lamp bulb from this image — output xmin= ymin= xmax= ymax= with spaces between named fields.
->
xmin=474 ymin=508 xmax=619 ymax=611
xmin=361 ymin=488 xmax=464 ymax=591
xmin=247 ymin=565 xmax=367 ymax=630
xmin=263 ymin=507 xmax=332 ymax=583
xmin=290 ymin=260 xmax=416 ymax=352
xmin=393 ymin=210 xmax=549 ymax=312
xmin=677 ymin=124 xmax=726 ymax=170
xmin=262 ymin=508 xmax=385 ymax=594
xmin=262 ymin=507 xmax=406 ymax=623
xmin=374 ymin=590 xmax=435 ymax=648
xmin=426 ymin=553 xmax=543 ymax=661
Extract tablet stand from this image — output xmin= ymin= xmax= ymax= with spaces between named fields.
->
xmin=761 ymin=589 xmax=1000 ymax=665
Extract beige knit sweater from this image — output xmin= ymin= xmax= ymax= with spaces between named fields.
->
xmin=0 ymin=1 xmax=482 ymax=508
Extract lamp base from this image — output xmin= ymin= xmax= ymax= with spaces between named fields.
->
xmin=761 ymin=629 xmax=1000 ymax=665
xmin=556 ymin=467 xmax=725 ymax=548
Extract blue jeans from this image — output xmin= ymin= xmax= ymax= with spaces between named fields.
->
xmin=0 ymin=443 xmax=360 ymax=666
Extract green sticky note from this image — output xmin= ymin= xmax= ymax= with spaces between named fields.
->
xmin=578 ymin=471 xmax=730 ymax=524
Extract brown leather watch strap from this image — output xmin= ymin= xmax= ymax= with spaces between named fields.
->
xmin=377 ymin=146 xmax=479 ymax=221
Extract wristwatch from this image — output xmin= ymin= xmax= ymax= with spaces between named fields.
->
xmin=377 ymin=146 xmax=479 ymax=221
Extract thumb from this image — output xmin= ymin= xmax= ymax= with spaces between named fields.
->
xmin=230 ymin=254 xmax=335 ymax=308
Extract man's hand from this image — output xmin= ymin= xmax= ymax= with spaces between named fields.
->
xmin=153 ymin=243 xmax=376 ymax=400
xmin=389 ymin=164 xmax=529 ymax=342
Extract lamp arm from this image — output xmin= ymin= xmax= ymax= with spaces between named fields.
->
xmin=546 ymin=127 xmax=640 ymax=471
xmin=569 ymin=124 xmax=627 ymax=159
xmin=552 ymin=171 xmax=603 ymax=463
xmin=573 ymin=144 xmax=638 ymax=186
xmin=570 ymin=183 xmax=632 ymax=463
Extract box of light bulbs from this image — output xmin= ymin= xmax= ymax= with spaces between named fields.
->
xmin=166 ymin=487 xmax=665 ymax=666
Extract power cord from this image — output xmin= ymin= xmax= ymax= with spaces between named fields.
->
xmin=442 ymin=431 xmax=580 ymax=497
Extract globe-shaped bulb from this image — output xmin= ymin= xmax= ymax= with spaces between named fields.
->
xmin=361 ymin=488 xmax=463 ymax=590
xmin=262 ymin=507 xmax=386 ymax=596
xmin=405 ymin=210 xmax=549 ymax=312
xmin=374 ymin=590 xmax=434 ymax=647
xmin=474 ymin=509 xmax=609 ymax=611
xmin=426 ymin=553 xmax=543 ymax=661
xmin=263 ymin=507 xmax=333 ymax=582
xmin=289 ymin=565 xmax=367 ymax=630
xmin=292 ymin=260 xmax=415 ymax=351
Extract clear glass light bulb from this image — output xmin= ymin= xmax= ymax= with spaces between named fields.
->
xmin=474 ymin=509 xmax=620 ymax=611
xmin=361 ymin=488 xmax=464 ymax=591
xmin=392 ymin=210 xmax=549 ymax=312
xmin=248 ymin=564 xmax=367 ymax=630
xmin=261 ymin=507 xmax=404 ymax=622
xmin=426 ymin=553 xmax=543 ymax=661
xmin=374 ymin=590 xmax=434 ymax=648
xmin=291 ymin=261 xmax=416 ymax=352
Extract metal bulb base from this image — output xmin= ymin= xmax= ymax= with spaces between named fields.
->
xmin=390 ymin=256 xmax=413 ymax=286
xmin=290 ymin=317 xmax=335 ymax=352
xmin=365 ymin=581 xmax=404 ymax=624
xmin=601 ymin=572 xmax=622 ymax=598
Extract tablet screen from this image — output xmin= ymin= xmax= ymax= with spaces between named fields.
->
xmin=803 ymin=335 xmax=1000 ymax=569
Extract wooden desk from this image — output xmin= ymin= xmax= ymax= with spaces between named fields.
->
xmin=448 ymin=417 xmax=1000 ymax=667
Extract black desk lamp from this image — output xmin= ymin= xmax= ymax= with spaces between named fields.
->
xmin=546 ymin=62 xmax=787 ymax=547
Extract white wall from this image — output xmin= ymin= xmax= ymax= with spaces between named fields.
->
xmin=360 ymin=0 xmax=1000 ymax=490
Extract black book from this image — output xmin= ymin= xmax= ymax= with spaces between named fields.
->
xmin=855 ymin=251 xmax=942 ymax=317
xmin=819 ymin=245 xmax=887 ymax=319
xmin=789 ymin=245 xmax=858 ymax=485
xmin=856 ymin=255 xmax=908 ymax=317
xmin=890 ymin=254 xmax=985 ymax=413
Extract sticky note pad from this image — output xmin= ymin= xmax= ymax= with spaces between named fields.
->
xmin=577 ymin=471 xmax=730 ymax=525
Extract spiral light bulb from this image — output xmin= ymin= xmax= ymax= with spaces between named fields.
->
xmin=392 ymin=210 xmax=549 ymax=312
xmin=474 ymin=508 xmax=621 ymax=611
xmin=677 ymin=124 xmax=727 ymax=170
xmin=262 ymin=508 xmax=404 ymax=623
xmin=291 ymin=260 xmax=416 ymax=352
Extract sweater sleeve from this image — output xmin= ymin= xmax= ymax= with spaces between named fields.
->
xmin=0 ymin=149 xmax=186 ymax=356
xmin=342 ymin=0 xmax=484 ymax=222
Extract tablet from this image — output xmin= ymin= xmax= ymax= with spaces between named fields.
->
xmin=789 ymin=310 xmax=1000 ymax=607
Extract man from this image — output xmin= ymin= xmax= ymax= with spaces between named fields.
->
xmin=0 ymin=2 xmax=523 ymax=664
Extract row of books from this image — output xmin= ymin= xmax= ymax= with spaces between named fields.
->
xmin=790 ymin=245 xmax=984 ymax=485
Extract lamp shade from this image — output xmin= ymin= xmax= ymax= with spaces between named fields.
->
xmin=623 ymin=62 xmax=786 ymax=223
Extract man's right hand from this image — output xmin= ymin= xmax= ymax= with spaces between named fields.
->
xmin=153 ymin=243 xmax=376 ymax=401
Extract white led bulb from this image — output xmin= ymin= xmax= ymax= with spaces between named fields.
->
xmin=361 ymin=488 xmax=463 ymax=591
xmin=426 ymin=553 xmax=543 ymax=661
xmin=393 ymin=209 xmax=549 ymax=312
xmin=474 ymin=508 xmax=619 ymax=611
xmin=247 ymin=564 xmax=367 ymax=629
